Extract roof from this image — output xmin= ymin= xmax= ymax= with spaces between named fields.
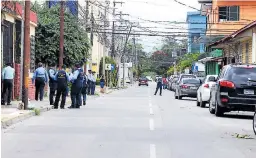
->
xmin=208 ymin=20 xmax=256 ymax=47
xmin=198 ymin=0 xmax=212 ymax=4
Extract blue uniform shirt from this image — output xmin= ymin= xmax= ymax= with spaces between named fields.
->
xmin=2 ymin=66 xmax=15 ymax=80
xmin=54 ymin=70 xmax=71 ymax=82
xmin=48 ymin=69 xmax=56 ymax=80
xmin=71 ymin=68 xmax=84 ymax=82
xmin=32 ymin=67 xmax=48 ymax=83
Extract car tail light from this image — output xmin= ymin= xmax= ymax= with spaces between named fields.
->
xmin=204 ymin=84 xmax=209 ymax=88
xmin=221 ymin=98 xmax=228 ymax=102
xmin=219 ymin=80 xmax=235 ymax=88
xmin=181 ymin=85 xmax=188 ymax=88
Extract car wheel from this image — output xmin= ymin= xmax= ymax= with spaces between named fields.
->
xmin=209 ymin=97 xmax=215 ymax=114
xmin=253 ymin=112 xmax=256 ymax=135
xmin=174 ymin=91 xmax=178 ymax=99
xmin=200 ymin=95 xmax=206 ymax=108
xmin=178 ymin=93 xmax=182 ymax=100
xmin=215 ymin=98 xmax=224 ymax=117
xmin=139 ymin=84 xmax=141 ymax=86
xmin=196 ymin=96 xmax=200 ymax=106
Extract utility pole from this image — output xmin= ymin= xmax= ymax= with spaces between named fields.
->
xmin=19 ymin=2 xmax=24 ymax=100
xmin=122 ymin=25 xmax=133 ymax=87
xmin=111 ymin=0 xmax=116 ymax=58
xmin=84 ymin=0 xmax=90 ymax=73
xmin=103 ymin=0 xmax=108 ymax=79
xmin=22 ymin=0 xmax=30 ymax=109
xmin=59 ymin=0 xmax=64 ymax=70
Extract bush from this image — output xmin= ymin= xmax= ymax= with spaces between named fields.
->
xmin=96 ymin=78 xmax=100 ymax=85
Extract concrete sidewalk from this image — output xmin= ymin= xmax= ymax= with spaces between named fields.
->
xmin=1 ymin=86 xmax=118 ymax=129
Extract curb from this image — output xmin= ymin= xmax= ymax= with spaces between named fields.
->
xmin=1 ymin=105 xmax=52 ymax=129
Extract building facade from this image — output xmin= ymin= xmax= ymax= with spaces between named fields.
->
xmin=187 ymin=11 xmax=207 ymax=53
xmin=1 ymin=1 xmax=38 ymax=100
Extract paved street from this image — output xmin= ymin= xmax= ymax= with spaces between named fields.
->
xmin=2 ymin=83 xmax=256 ymax=158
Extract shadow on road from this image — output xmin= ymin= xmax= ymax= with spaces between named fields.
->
xmin=181 ymin=98 xmax=197 ymax=102
xmin=222 ymin=113 xmax=254 ymax=120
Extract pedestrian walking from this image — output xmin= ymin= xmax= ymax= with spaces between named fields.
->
xmin=1 ymin=63 xmax=15 ymax=105
xmin=154 ymin=76 xmax=163 ymax=96
xmin=163 ymin=77 xmax=168 ymax=90
xmin=87 ymin=70 xmax=92 ymax=95
xmin=69 ymin=64 xmax=84 ymax=109
xmin=91 ymin=71 xmax=96 ymax=95
xmin=53 ymin=65 xmax=70 ymax=109
xmin=100 ymin=77 xmax=105 ymax=93
xmin=48 ymin=64 xmax=57 ymax=105
xmin=32 ymin=62 xmax=48 ymax=101
xmin=81 ymin=73 xmax=88 ymax=106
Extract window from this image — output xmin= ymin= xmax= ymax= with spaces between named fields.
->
xmin=219 ymin=6 xmax=240 ymax=21
xmin=227 ymin=67 xmax=256 ymax=84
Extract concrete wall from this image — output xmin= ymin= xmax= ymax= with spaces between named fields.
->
xmin=207 ymin=0 xmax=256 ymax=35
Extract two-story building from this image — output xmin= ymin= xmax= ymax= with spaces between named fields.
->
xmin=187 ymin=11 xmax=207 ymax=53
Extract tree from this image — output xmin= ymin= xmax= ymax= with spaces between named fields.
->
xmin=34 ymin=4 xmax=90 ymax=67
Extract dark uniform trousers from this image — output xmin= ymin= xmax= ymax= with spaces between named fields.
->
xmin=154 ymin=82 xmax=162 ymax=95
xmin=49 ymin=81 xmax=57 ymax=105
xmin=71 ymin=85 xmax=82 ymax=108
xmin=54 ymin=70 xmax=68 ymax=109
xmin=35 ymin=77 xmax=45 ymax=101
xmin=1 ymin=79 xmax=13 ymax=104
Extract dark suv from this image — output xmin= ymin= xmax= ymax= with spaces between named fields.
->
xmin=209 ymin=64 xmax=256 ymax=116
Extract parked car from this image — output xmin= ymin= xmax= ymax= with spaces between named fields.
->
xmin=139 ymin=77 xmax=148 ymax=86
xmin=177 ymin=74 xmax=197 ymax=83
xmin=196 ymin=75 xmax=218 ymax=107
xmin=168 ymin=77 xmax=178 ymax=91
xmin=209 ymin=64 xmax=256 ymax=117
xmin=171 ymin=79 xmax=178 ymax=91
xmin=253 ymin=108 xmax=256 ymax=135
xmin=174 ymin=78 xmax=201 ymax=100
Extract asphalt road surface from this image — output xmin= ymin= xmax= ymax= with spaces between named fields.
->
xmin=2 ymin=82 xmax=256 ymax=158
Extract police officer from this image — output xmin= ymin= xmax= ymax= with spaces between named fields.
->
xmin=87 ymin=70 xmax=92 ymax=95
xmin=32 ymin=62 xmax=48 ymax=101
xmin=81 ymin=73 xmax=88 ymax=106
xmin=48 ymin=64 xmax=57 ymax=105
xmin=154 ymin=75 xmax=163 ymax=96
xmin=69 ymin=64 xmax=84 ymax=109
xmin=1 ymin=63 xmax=15 ymax=105
xmin=54 ymin=65 xmax=70 ymax=109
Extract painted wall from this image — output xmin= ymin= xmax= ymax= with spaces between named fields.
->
xmin=206 ymin=0 xmax=256 ymax=35
xmin=187 ymin=11 xmax=206 ymax=53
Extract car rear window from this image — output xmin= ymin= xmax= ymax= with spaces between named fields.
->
xmin=140 ymin=78 xmax=147 ymax=80
xmin=183 ymin=79 xmax=200 ymax=84
xmin=181 ymin=75 xmax=196 ymax=79
xmin=226 ymin=67 xmax=256 ymax=84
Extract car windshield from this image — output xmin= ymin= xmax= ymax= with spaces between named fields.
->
xmin=227 ymin=67 xmax=256 ymax=84
xmin=183 ymin=79 xmax=200 ymax=84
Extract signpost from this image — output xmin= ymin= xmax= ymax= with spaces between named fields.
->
xmin=105 ymin=64 xmax=111 ymax=70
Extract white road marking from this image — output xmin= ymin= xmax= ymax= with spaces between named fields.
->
xmin=150 ymin=144 xmax=156 ymax=158
xmin=149 ymin=107 xmax=154 ymax=115
xmin=149 ymin=103 xmax=152 ymax=107
xmin=149 ymin=119 xmax=155 ymax=130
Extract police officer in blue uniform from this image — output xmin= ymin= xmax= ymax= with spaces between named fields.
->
xmin=69 ymin=64 xmax=84 ymax=109
xmin=54 ymin=65 xmax=70 ymax=109
xmin=48 ymin=64 xmax=57 ymax=105
xmin=32 ymin=62 xmax=48 ymax=101
xmin=154 ymin=76 xmax=163 ymax=96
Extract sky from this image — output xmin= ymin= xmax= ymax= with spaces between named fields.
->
xmin=116 ymin=0 xmax=201 ymax=53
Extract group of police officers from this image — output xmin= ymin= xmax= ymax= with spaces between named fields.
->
xmin=32 ymin=62 xmax=96 ymax=109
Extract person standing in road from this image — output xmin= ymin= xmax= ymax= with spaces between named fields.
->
xmin=53 ymin=65 xmax=70 ymax=109
xmin=87 ymin=70 xmax=92 ymax=95
xmin=154 ymin=76 xmax=163 ymax=96
xmin=91 ymin=71 xmax=96 ymax=95
xmin=69 ymin=64 xmax=84 ymax=109
xmin=1 ymin=63 xmax=15 ymax=105
xmin=32 ymin=62 xmax=48 ymax=101
xmin=48 ymin=64 xmax=57 ymax=105
xmin=81 ymin=73 xmax=88 ymax=106
xmin=100 ymin=77 xmax=105 ymax=93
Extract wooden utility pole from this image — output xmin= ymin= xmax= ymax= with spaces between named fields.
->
xmin=59 ymin=1 xmax=64 ymax=69
xmin=19 ymin=2 xmax=24 ymax=100
xmin=22 ymin=0 xmax=30 ymax=109
xmin=103 ymin=1 xmax=108 ymax=79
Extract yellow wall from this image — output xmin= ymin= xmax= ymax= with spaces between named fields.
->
xmin=242 ymin=39 xmax=253 ymax=64
xmin=207 ymin=0 xmax=256 ymax=35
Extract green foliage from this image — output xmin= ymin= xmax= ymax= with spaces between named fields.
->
xmin=96 ymin=78 xmax=100 ymax=85
xmin=167 ymin=53 xmax=200 ymax=75
xmin=99 ymin=57 xmax=118 ymax=87
xmin=34 ymin=4 xmax=90 ymax=67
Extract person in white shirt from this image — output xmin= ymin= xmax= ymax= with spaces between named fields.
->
xmin=1 ymin=63 xmax=15 ymax=105
xmin=91 ymin=71 xmax=96 ymax=95
xmin=87 ymin=70 xmax=93 ymax=95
